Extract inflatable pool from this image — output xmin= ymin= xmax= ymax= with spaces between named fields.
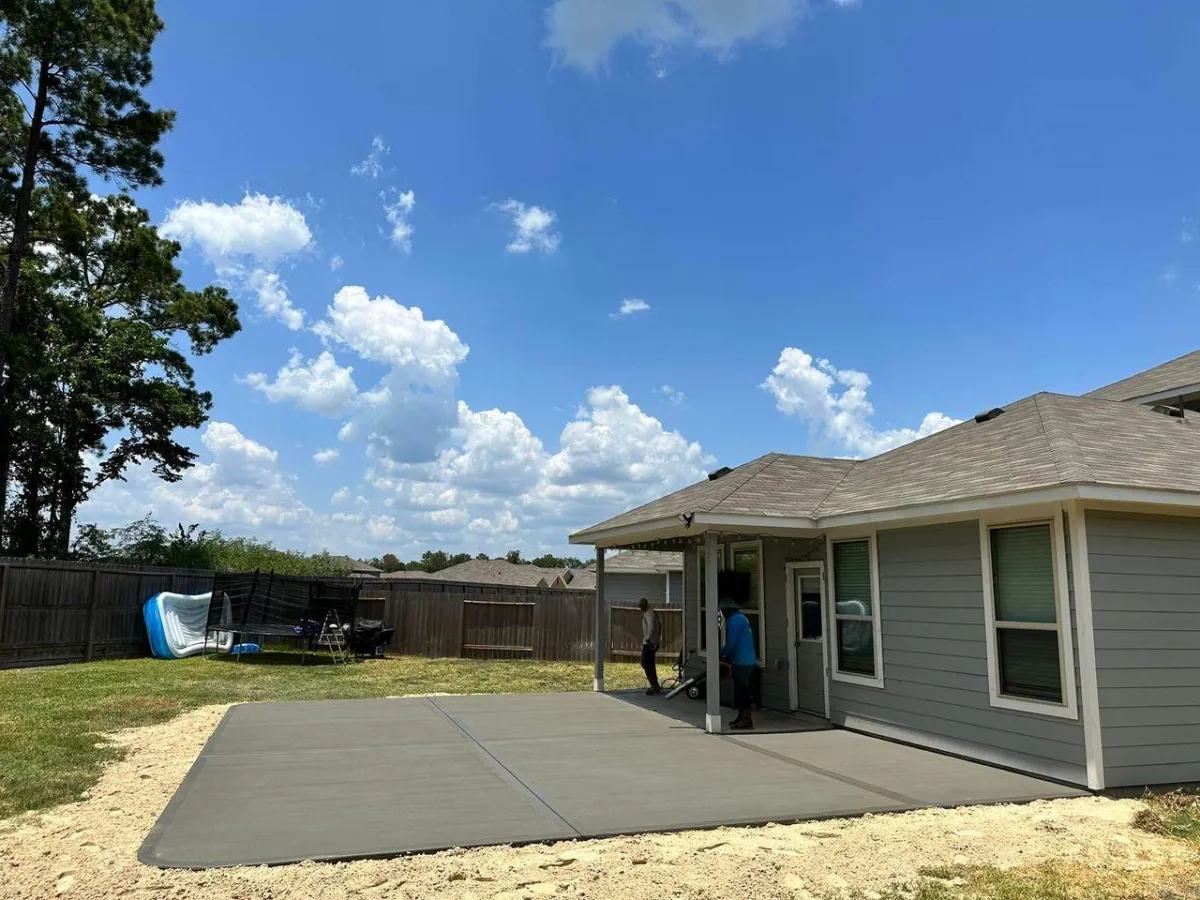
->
xmin=143 ymin=591 xmax=234 ymax=659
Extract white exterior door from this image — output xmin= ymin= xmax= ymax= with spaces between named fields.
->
xmin=787 ymin=562 xmax=829 ymax=717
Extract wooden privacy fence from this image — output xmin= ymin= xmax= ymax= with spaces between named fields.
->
xmin=0 ymin=560 xmax=685 ymax=669
xmin=0 ymin=557 xmax=216 ymax=668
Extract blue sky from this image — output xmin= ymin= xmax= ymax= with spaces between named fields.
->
xmin=85 ymin=0 xmax=1200 ymax=558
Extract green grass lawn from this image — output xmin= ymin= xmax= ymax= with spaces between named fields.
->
xmin=0 ymin=654 xmax=644 ymax=819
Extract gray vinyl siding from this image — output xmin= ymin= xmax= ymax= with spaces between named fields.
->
xmin=1088 ymin=510 xmax=1200 ymax=788
xmin=605 ymin=572 xmax=677 ymax=608
xmin=668 ymin=571 xmax=683 ymax=607
xmin=828 ymin=520 xmax=1088 ymax=785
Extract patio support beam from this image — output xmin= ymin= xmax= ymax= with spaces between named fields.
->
xmin=593 ymin=547 xmax=606 ymax=692
xmin=704 ymin=532 xmax=721 ymax=734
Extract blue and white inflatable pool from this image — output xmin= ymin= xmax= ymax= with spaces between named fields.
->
xmin=143 ymin=591 xmax=234 ymax=659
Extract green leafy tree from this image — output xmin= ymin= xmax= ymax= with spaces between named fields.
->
xmin=5 ymin=190 xmax=238 ymax=555
xmin=378 ymin=552 xmax=403 ymax=573
xmin=504 ymin=549 xmax=523 ymax=565
xmin=474 ymin=552 xmax=489 ymax=560
xmin=71 ymin=515 xmax=354 ymax=576
xmin=0 ymin=0 xmax=175 ymax=529
xmin=530 ymin=553 xmax=586 ymax=569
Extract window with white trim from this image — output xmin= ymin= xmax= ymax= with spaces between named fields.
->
xmin=987 ymin=523 xmax=1065 ymax=704
xmin=831 ymin=539 xmax=878 ymax=679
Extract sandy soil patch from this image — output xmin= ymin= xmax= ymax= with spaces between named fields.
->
xmin=0 ymin=704 xmax=1195 ymax=900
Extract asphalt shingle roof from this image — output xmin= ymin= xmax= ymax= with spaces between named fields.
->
xmin=572 ymin=392 xmax=1200 ymax=539
xmin=1085 ymin=349 xmax=1200 ymax=401
xmin=381 ymin=559 xmax=561 ymax=587
xmin=571 ymin=455 xmax=856 ymax=540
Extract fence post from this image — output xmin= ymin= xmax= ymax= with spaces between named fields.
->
xmin=171 ymin=572 xmax=180 ymax=593
xmin=458 ymin=597 xmax=466 ymax=658
xmin=0 ymin=564 xmax=9 ymax=647
xmin=83 ymin=569 xmax=101 ymax=662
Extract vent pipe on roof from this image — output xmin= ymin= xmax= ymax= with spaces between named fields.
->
xmin=974 ymin=407 xmax=1005 ymax=424
xmin=708 ymin=466 xmax=733 ymax=481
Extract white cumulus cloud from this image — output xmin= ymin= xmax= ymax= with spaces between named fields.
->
xmin=161 ymin=193 xmax=313 ymax=268
xmin=762 ymin=347 xmax=960 ymax=458
xmin=243 ymin=350 xmax=359 ymax=416
xmin=244 ymin=269 xmax=305 ymax=330
xmin=491 ymin=199 xmax=561 ymax=254
xmin=313 ymin=448 xmax=340 ymax=465
xmin=160 ymin=193 xmax=314 ymax=330
xmin=330 ymin=255 xmax=344 ymax=271
xmin=658 ymin=384 xmax=685 ymax=405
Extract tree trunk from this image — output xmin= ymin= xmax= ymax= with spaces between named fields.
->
xmin=0 ymin=59 xmax=50 ymax=546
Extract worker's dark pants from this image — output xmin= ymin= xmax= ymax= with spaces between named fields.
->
xmin=731 ymin=664 xmax=755 ymax=718
xmin=641 ymin=642 xmax=660 ymax=691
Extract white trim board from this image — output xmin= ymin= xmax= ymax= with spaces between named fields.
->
xmin=785 ymin=560 xmax=829 ymax=718
xmin=836 ymin=713 xmax=1089 ymax=788
xmin=1066 ymin=500 xmax=1106 ymax=791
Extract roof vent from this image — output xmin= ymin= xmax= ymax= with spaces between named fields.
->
xmin=708 ymin=466 xmax=733 ymax=481
xmin=974 ymin=407 xmax=1005 ymax=424
xmin=1151 ymin=404 xmax=1186 ymax=419
xmin=561 ymin=569 xmax=575 ymax=584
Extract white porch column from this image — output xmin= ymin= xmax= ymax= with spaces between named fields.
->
xmin=704 ymin=532 xmax=722 ymax=734
xmin=593 ymin=547 xmax=606 ymax=692
xmin=664 ymin=570 xmax=671 ymax=605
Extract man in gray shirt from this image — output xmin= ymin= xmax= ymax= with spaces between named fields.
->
xmin=638 ymin=597 xmax=662 ymax=695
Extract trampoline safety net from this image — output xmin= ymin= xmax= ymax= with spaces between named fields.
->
xmin=206 ymin=572 xmax=359 ymax=638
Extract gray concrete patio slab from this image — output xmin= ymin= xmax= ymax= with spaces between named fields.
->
xmin=140 ymin=691 xmax=1086 ymax=868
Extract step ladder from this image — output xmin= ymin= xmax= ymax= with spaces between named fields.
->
xmin=304 ymin=610 xmax=350 ymax=665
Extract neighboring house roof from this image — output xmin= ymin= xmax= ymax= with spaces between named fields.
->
xmin=582 ymin=549 xmax=683 ymax=573
xmin=553 ymin=569 xmax=596 ymax=590
xmin=572 ymin=391 xmax=1200 ymax=540
xmin=380 ymin=559 xmax=564 ymax=588
xmin=332 ymin=556 xmax=383 ymax=575
xmin=1085 ymin=349 xmax=1200 ymax=402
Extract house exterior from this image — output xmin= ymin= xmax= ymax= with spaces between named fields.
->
xmin=551 ymin=551 xmax=683 ymax=607
xmin=382 ymin=552 xmax=683 ymax=606
xmin=570 ymin=349 xmax=1200 ymax=791
xmin=382 ymin=559 xmax=562 ymax=587
xmin=333 ymin=557 xmax=384 ymax=579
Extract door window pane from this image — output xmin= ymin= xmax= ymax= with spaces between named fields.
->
xmin=997 ymin=628 xmax=1062 ymax=702
xmin=799 ymin=574 xmax=822 ymax=640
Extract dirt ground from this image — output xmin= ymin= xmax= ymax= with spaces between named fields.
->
xmin=1 ymin=703 xmax=1196 ymax=900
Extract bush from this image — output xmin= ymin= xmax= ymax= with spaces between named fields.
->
xmin=69 ymin=516 xmax=353 ymax=576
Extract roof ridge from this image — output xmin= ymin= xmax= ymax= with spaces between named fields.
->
xmin=709 ymin=453 xmax=781 ymax=509
xmin=1032 ymin=393 xmax=1094 ymax=485
xmin=811 ymin=459 xmax=862 ymax=518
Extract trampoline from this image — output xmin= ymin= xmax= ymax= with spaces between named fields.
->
xmin=205 ymin=572 xmax=360 ymax=664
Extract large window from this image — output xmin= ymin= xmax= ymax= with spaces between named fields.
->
xmin=830 ymin=538 xmax=881 ymax=686
xmin=730 ymin=541 xmax=765 ymax=661
xmin=986 ymin=522 xmax=1068 ymax=705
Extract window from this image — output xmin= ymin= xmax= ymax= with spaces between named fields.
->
xmin=730 ymin=541 xmax=765 ymax=661
xmin=797 ymin=572 xmax=823 ymax=641
xmin=987 ymin=523 xmax=1066 ymax=704
xmin=830 ymin=537 xmax=882 ymax=686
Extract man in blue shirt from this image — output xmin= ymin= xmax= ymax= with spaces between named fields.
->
xmin=719 ymin=598 xmax=756 ymax=730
